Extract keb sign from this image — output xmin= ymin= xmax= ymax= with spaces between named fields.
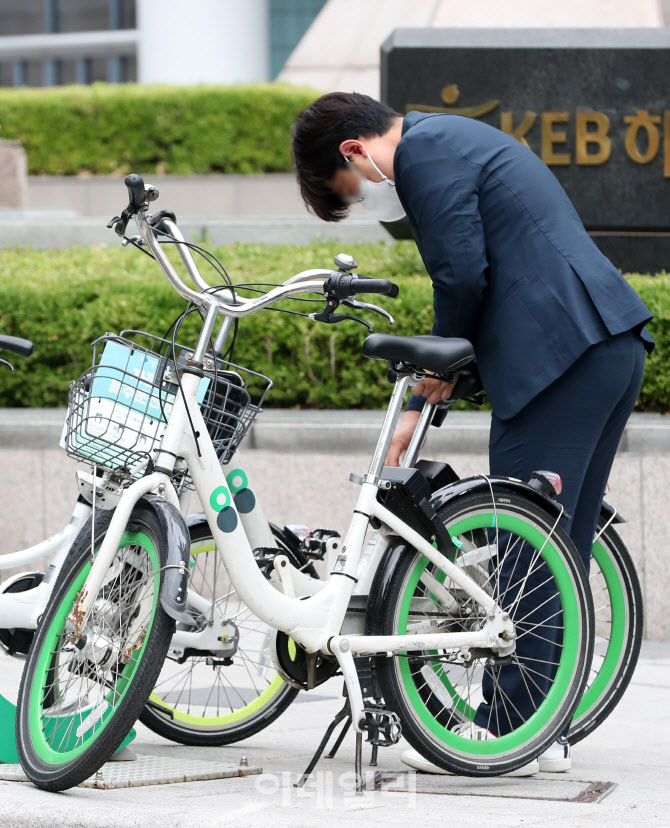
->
xmin=380 ymin=28 xmax=670 ymax=272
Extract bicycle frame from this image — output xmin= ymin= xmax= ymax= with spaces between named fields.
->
xmin=6 ymin=193 xmax=512 ymax=732
xmin=68 ymin=356 xmax=511 ymax=732
xmin=0 ymin=499 xmax=91 ymax=630
xmin=0 ymin=374 xmax=436 ymax=636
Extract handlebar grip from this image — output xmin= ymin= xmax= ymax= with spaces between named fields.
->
xmin=349 ymin=278 xmax=399 ymax=298
xmin=147 ymin=209 xmax=177 ymax=230
xmin=125 ymin=174 xmax=146 ymax=211
xmin=0 ymin=335 xmax=34 ymax=358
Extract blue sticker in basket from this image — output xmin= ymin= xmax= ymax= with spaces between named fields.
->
xmin=91 ymin=342 xmax=209 ymax=419
xmin=67 ymin=341 xmax=211 ymax=466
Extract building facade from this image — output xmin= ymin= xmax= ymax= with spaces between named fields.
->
xmin=0 ymin=0 xmax=327 ymax=87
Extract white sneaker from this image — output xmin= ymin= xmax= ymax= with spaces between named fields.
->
xmin=401 ymin=721 xmax=540 ymax=778
xmin=538 ymin=736 xmax=571 ymax=772
xmin=451 ymin=721 xmax=497 ymax=740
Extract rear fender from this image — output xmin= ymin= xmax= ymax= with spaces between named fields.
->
xmin=364 ymin=537 xmax=416 ymax=635
xmin=185 ymin=511 xmax=207 ymax=529
xmin=365 ymin=474 xmax=565 ymax=633
xmin=430 ymin=474 xmax=567 ymax=521
xmin=600 ymin=499 xmax=626 ymax=525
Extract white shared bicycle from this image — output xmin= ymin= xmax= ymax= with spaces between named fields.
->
xmin=14 ymin=175 xmax=599 ymax=792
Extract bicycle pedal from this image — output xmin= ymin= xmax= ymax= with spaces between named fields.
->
xmin=253 ymin=547 xmax=283 ymax=579
xmin=301 ymin=528 xmax=341 ymax=561
xmin=361 ymin=706 xmax=402 ymax=747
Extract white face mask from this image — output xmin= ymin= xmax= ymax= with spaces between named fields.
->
xmin=344 ymin=152 xmax=406 ymax=223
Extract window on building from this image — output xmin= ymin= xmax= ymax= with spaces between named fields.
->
xmin=58 ymin=0 xmax=135 ymax=33
xmin=0 ymin=0 xmax=136 ymax=87
xmin=269 ymin=0 xmax=327 ymax=80
xmin=0 ymin=0 xmax=47 ymax=36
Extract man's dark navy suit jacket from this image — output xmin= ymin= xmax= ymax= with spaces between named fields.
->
xmin=396 ymin=111 xmax=654 ymax=421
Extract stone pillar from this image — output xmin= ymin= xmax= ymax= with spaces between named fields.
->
xmin=0 ymin=140 xmax=28 ymax=210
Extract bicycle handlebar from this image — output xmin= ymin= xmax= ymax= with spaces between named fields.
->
xmin=136 ymin=205 xmax=333 ymax=314
xmin=354 ymin=278 xmax=399 ymax=298
xmin=125 ymin=174 xmax=146 ymax=212
xmin=117 ymin=173 xmax=399 ymax=320
xmin=0 ymin=335 xmax=34 ymax=358
xmin=324 ymin=274 xmax=398 ymax=299
xmin=161 ymin=217 xmax=215 ymax=295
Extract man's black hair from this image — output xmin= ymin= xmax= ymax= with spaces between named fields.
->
xmin=292 ymin=91 xmax=400 ymax=222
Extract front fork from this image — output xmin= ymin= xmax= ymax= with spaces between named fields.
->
xmin=67 ymin=472 xmax=173 ymax=634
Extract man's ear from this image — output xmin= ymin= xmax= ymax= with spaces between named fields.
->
xmin=339 ymin=139 xmax=365 ymax=158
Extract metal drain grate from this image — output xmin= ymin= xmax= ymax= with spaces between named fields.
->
xmin=370 ymin=773 xmax=617 ymax=803
xmin=0 ymin=755 xmax=262 ymax=790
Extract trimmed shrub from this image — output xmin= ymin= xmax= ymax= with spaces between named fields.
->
xmin=0 ymin=83 xmax=318 ymax=175
xmin=0 ymin=241 xmax=667 ymax=413
xmin=629 ymin=274 xmax=670 ymax=413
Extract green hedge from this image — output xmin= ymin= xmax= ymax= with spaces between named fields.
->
xmin=0 ymin=241 xmax=668 ymax=413
xmin=0 ymin=83 xmax=318 ymax=175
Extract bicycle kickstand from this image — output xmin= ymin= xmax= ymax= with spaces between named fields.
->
xmin=294 ymin=697 xmax=351 ymax=788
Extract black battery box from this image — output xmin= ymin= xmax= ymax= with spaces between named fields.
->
xmin=376 ymin=466 xmax=453 ymax=550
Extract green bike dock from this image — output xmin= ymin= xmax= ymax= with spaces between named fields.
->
xmin=0 ymin=691 xmax=136 ymax=764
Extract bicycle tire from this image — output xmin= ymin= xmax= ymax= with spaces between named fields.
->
xmin=369 ymin=489 xmax=594 ymax=776
xmin=568 ymin=516 xmax=643 ymax=743
xmin=139 ymin=519 xmax=301 ymax=745
xmin=17 ymin=502 xmax=174 ymax=791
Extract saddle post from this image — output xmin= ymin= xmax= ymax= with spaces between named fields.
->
xmin=403 ymin=400 xmax=438 ymax=468
xmin=365 ymin=374 xmax=412 ymax=483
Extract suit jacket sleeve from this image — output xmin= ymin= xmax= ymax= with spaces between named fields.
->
xmin=395 ymin=126 xmax=489 ymax=417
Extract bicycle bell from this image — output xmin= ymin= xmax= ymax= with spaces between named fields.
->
xmin=334 ymin=253 xmax=357 ymax=272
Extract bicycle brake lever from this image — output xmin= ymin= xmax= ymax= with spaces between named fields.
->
xmin=342 ymin=297 xmax=395 ymax=325
xmin=0 ymin=358 xmax=14 ymax=372
xmin=107 ymin=207 xmax=133 ymax=238
xmin=310 ymin=302 xmax=374 ymax=333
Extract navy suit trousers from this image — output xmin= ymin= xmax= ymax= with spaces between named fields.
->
xmin=473 ymin=329 xmax=645 ymax=735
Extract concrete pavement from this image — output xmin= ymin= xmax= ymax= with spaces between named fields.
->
xmin=0 ymin=642 xmax=668 ymax=827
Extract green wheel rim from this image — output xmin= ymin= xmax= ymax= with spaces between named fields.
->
xmin=147 ymin=540 xmax=290 ymax=730
xmin=571 ymin=537 xmax=627 ymax=722
xmin=29 ymin=531 xmax=159 ymax=764
xmin=398 ymin=511 xmax=580 ymax=755
xmin=147 ymin=675 xmax=286 ymax=727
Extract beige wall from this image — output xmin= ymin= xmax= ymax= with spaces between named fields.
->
xmin=279 ymin=0 xmax=665 ymax=97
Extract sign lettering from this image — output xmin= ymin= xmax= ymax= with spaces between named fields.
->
xmin=409 ymin=91 xmax=670 ymax=176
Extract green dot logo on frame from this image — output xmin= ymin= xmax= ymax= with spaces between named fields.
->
xmin=210 ymin=485 xmax=237 ymax=533
xmin=227 ymin=469 xmax=256 ymax=515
